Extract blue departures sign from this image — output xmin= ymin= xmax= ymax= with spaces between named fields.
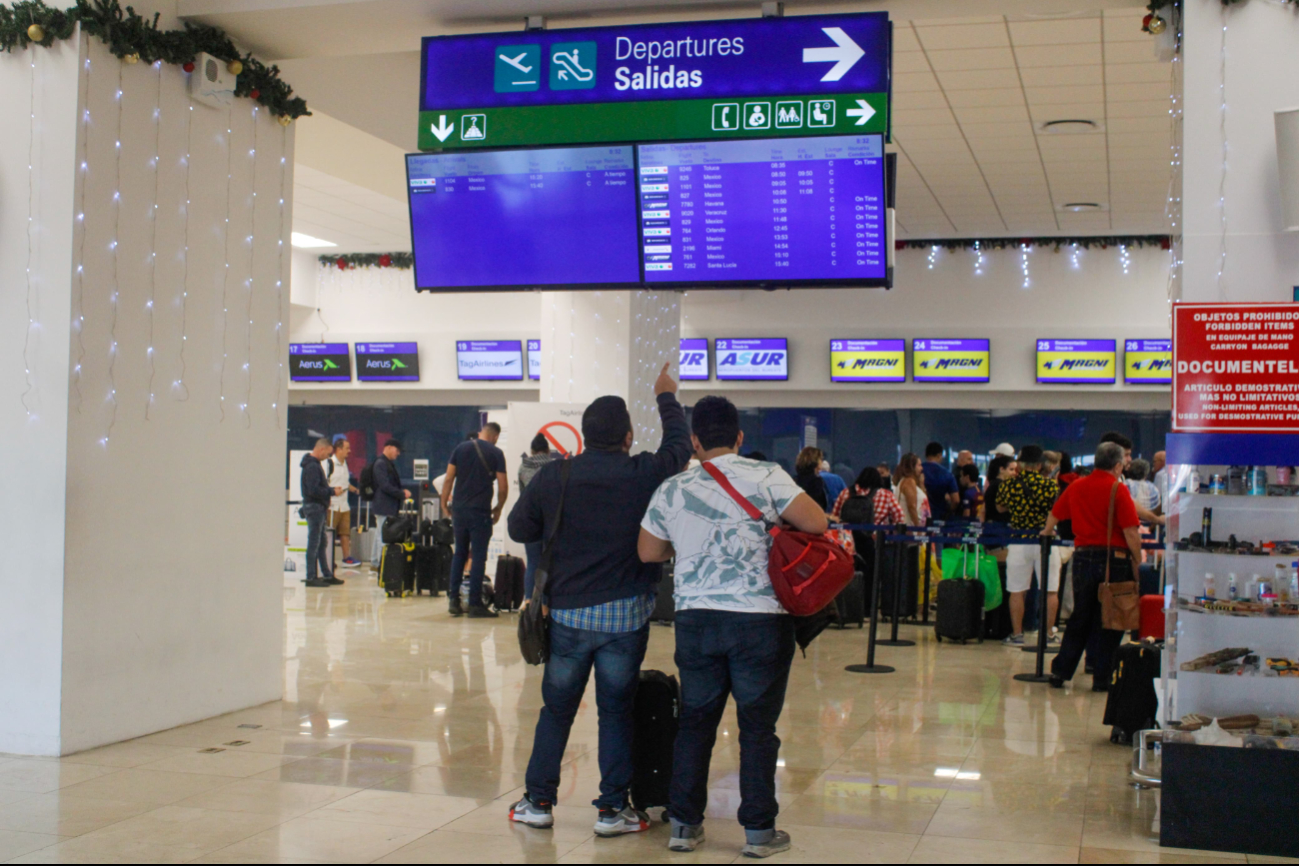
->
xmin=419 ymin=12 xmax=890 ymax=149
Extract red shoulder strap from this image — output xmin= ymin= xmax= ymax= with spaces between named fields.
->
xmin=702 ymin=461 xmax=767 ymax=523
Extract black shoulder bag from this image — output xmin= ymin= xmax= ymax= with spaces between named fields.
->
xmin=518 ymin=460 xmax=571 ymax=666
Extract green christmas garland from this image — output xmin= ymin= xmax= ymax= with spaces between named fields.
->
xmin=320 ymin=252 xmax=414 ymax=271
xmin=0 ymin=0 xmax=309 ymax=120
xmin=896 ymin=235 xmax=1171 ymax=253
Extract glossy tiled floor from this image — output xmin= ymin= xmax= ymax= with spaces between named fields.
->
xmin=0 ymin=568 xmax=1273 ymax=863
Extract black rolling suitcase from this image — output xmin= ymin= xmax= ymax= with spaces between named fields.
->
xmin=493 ymin=554 xmax=526 ymax=611
xmin=833 ymin=571 xmax=867 ymax=629
xmin=935 ymin=547 xmax=984 ymax=644
xmin=983 ymin=561 xmax=1013 ymax=641
xmin=380 ymin=541 xmax=414 ymax=598
xmin=1103 ymin=642 xmax=1162 ymax=745
xmin=630 ymin=670 xmax=679 ymax=818
xmin=651 ymin=561 xmax=676 ymax=625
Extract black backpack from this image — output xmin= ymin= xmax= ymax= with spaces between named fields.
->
xmin=359 ymin=462 xmax=377 ymax=501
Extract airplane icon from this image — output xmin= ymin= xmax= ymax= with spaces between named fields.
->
xmin=499 ymin=52 xmax=533 ymax=73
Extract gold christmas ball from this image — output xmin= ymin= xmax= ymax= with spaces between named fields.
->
xmin=26 ymin=23 xmax=44 ymax=41
xmin=1148 ymin=15 xmax=1167 ymax=35
xmin=124 ymin=52 xmax=140 ymax=64
xmin=277 ymin=114 xmax=292 ymax=127
xmin=227 ymin=59 xmax=243 ymax=76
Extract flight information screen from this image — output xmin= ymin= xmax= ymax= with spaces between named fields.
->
xmin=406 ymin=145 xmax=642 ymax=290
xmin=1124 ymin=339 xmax=1172 ymax=384
xmin=830 ymin=339 xmax=904 ymax=383
xmin=636 ymin=134 xmax=886 ymax=286
xmin=1037 ymin=339 xmax=1117 ymax=384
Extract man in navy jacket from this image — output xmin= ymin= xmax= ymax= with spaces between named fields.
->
xmin=370 ymin=439 xmax=412 ymax=569
xmin=505 ymin=363 xmax=691 ymax=837
xmin=300 ymin=439 xmax=343 ymax=587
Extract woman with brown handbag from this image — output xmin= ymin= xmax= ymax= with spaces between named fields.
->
xmin=1040 ymin=441 xmax=1145 ymax=692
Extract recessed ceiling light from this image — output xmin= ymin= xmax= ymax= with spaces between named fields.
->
xmin=1057 ymin=202 xmax=1109 ymax=213
xmin=291 ymin=232 xmax=337 ymax=249
xmin=1039 ymin=119 xmax=1102 ymax=134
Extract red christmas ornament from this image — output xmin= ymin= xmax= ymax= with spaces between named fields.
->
xmin=1160 ymin=237 xmax=1172 ymax=250
xmin=1142 ymin=13 xmax=1153 ymax=31
xmin=336 ymin=257 xmax=347 ymax=270
xmin=250 ymin=88 xmax=260 ymax=100
xmin=182 ymin=61 xmax=195 ymax=73
xmin=379 ymin=254 xmax=392 ymax=268
xmin=894 ymin=240 xmax=905 ymax=251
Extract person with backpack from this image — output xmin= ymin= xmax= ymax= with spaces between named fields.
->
xmin=504 ymin=363 xmax=691 ymax=837
xmin=516 ymin=433 xmax=559 ymax=601
xmin=440 ymin=422 xmax=509 ymax=618
xmin=637 ymin=396 xmax=828 ymax=859
xmin=368 ymin=439 xmax=413 ymax=570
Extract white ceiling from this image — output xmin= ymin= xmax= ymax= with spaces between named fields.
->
xmin=209 ymin=0 xmax=1173 ymax=247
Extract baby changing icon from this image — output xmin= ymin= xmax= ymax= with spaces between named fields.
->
xmin=744 ymin=102 xmax=771 ymax=130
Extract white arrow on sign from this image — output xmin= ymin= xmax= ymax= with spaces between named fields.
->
xmin=846 ymin=99 xmax=876 ymax=126
xmin=802 ymin=27 xmax=865 ymax=82
xmin=430 ymin=115 xmax=455 ymax=142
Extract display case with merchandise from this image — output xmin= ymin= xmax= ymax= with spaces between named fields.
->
xmin=1156 ymin=433 xmax=1299 ymax=858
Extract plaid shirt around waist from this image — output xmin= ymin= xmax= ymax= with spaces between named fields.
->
xmin=550 ymin=593 xmax=656 ymax=633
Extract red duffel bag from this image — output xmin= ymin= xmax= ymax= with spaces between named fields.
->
xmin=702 ymin=462 xmax=855 ymax=616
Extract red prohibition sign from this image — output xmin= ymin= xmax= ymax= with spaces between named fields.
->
xmin=539 ymin=421 xmax=583 ymax=457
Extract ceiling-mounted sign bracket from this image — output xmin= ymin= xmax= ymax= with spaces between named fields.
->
xmin=762 ymin=2 xmax=784 ymax=17
xmin=525 ymin=15 xmax=546 ymax=31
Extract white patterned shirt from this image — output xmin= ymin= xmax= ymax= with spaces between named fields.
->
xmin=641 ymin=454 xmax=803 ymax=614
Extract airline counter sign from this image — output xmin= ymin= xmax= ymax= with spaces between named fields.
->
xmin=1125 ymin=339 xmax=1172 ymax=384
xmin=680 ymin=338 xmax=710 ymax=381
xmin=1173 ymin=302 xmax=1299 ymax=432
xmin=457 ymin=340 xmax=524 ymax=381
xmin=418 ymin=12 xmax=890 ymax=149
xmin=528 ymin=339 xmax=541 ymax=381
xmin=912 ymin=339 xmax=989 ymax=383
xmin=289 ymin=343 xmax=352 ymax=382
xmin=716 ymin=338 xmax=788 ymax=381
xmin=356 ymin=342 xmax=421 ymax=382
xmin=831 ymin=339 xmax=903 ymax=383
xmin=1036 ymin=339 xmax=1115 ymax=384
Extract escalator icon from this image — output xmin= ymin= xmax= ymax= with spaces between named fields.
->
xmin=549 ymin=42 xmax=598 ymax=90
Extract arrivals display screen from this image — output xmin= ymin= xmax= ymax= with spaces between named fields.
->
xmin=680 ymin=338 xmax=709 ymax=381
xmin=830 ymin=339 xmax=904 ymax=383
xmin=1124 ymin=339 xmax=1172 ymax=384
xmin=289 ymin=343 xmax=352 ymax=382
xmin=637 ymin=134 xmax=887 ymax=286
xmin=457 ymin=340 xmax=524 ymax=380
xmin=912 ymin=339 xmax=990 ymax=383
xmin=528 ymin=339 xmax=541 ymax=380
xmin=355 ymin=342 xmax=421 ymax=382
xmin=406 ymin=145 xmax=642 ymax=291
xmin=1036 ymin=339 xmax=1116 ymax=384
xmin=715 ymin=338 xmax=788 ymax=381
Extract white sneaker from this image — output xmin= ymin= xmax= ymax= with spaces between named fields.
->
xmin=668 ymin=822 xmax=705 ymax=851
xmin=508 ymin=795 xmax=553 ymax=828
xmin=742 ymin=829 xmax=791 ymax=859
xmin=594 ymin=805 xmax=650 ymax=837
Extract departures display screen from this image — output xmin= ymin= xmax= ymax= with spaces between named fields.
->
xmin=637 ymin=134 xmax=886 ymax=285
xmin=406 ymin=146 xmax=642 ymax=290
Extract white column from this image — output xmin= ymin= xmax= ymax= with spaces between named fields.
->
xmin=538 ymin=290 xmax=681 ymax=447
xmin=1182 ymin=0 xmax=1299 ymax=303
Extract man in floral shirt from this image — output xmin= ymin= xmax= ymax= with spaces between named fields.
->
xmin=995 ymin=445 xmax=1060 ymax=645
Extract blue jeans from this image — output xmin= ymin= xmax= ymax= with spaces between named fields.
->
xmin=670 ymin=610 xmax=795 ymax=831
xmin=371 ymin=515 xmax=388 ymax=568
xmin=302 ymin=503 xmax=332 ymax=581
xmin=526 ymin=620 xmax=649 ymax=809
xmin=523 ymin=540 xmax=544 ymax=601
xmin=449 ymin=511 xmax=492 ymax=607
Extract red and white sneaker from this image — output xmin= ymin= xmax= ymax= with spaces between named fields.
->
xmin=508 ymin=795 xmax=553 ymax=828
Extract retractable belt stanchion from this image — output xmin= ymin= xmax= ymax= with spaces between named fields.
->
xmin=920 ymin=536 xmax=932 ymax=625
xmin=846 ymin=528 xmax=895 ymax=675
xmin=1014 ymin=535 xmax=1056 ymax=684
xmin=876 ymin=525 xmax=916 ymax=648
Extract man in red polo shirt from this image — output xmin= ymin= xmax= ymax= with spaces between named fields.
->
xmin=1041 ymin=441 xmax=1143 ymax=691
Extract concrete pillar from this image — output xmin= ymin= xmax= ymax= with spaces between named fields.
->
xmin=538 ymin=290 xmax=681 ymax=446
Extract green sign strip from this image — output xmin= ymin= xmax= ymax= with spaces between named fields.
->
xmin=418 ymin=92 xmax=887 ymax=150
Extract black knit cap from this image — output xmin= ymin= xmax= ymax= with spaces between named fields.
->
xmin=583 ymin=396 xmax=632 ymax=450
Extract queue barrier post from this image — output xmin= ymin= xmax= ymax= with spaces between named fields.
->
xmin=846 ymin=528 xmax=895 ymax=675
xmin=876 ymin=526 xmax=916 ymax=649
xmin=920 ymin=537 xmax=932 ymax=625
xmin=1014 ymin=534 xmax=1057 ymax=684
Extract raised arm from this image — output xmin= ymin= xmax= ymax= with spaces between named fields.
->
xmin=651 ymin=363 xmax=692 ymax=476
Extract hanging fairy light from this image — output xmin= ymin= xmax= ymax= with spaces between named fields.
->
xmin=21 ymin=47 xmax=38 ymax=418
xmin=927 ymin=244 xmax=937 ymax=270
xmin=1120 ymin=243 xmax=1132 ymax=275
xmin=1020 ymin=243 xmax=1030 ymax=288
xmin=1070 ymin=243 xmax=1083 ymax=270
xmin=145 ymin=60 xmax=162 ymax=419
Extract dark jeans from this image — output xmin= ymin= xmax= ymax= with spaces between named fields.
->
xmin=523 ymin=540 xmax=544 ymax=601
xmin=670 ymin=610 xmax=796 ymax=831
xmin=1053 ymin=549 xmax=1128 ymax=686
xmin=302 ymin=503 xmax=332 ymax=581
xmin=525 ymin=620 xmax=649 ymax=809
xmin=449 ymin=510 xmax=492 ymax=607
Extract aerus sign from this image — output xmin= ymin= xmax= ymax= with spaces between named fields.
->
xmin=1173 ymin=302 xmax=1299 ymax=432
xmin=418 ymin=12 xmax=891 ymax=149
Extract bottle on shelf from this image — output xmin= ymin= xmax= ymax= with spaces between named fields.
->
xmin=1228 ymin=572 xmax=1239 ymax=600
xmin=1291 ymin=561 xmax=1298 ymax=603
xmin=1188 ymin=466 xmax=1202 ymax=494
xmin=1205 ymin=573 xmax=1217 ymax=598
xmin=1250 ymin=466 xmax=1268 ymax=496
xmin=1275 ymin=563 xmax=1289 ymax=601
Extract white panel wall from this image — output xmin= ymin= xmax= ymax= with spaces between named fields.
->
xmin=289 ymin=241 xmax=1171 ymax=410
xmin=1183 ymin=0 xmax=1299 ymax=303
xmin=0 ymin=37 xmax=80 ymax=757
